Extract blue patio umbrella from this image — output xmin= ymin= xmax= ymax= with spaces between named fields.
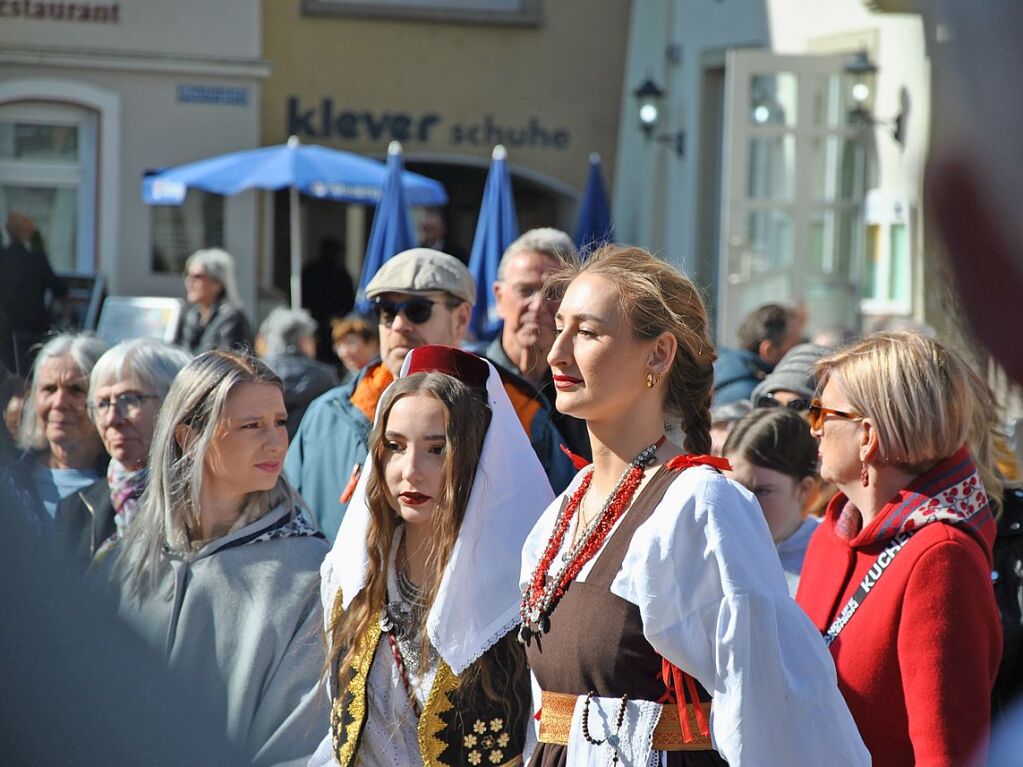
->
xmin=355 ymin=142 xmax=417 ymax=314
xmin=574 ymin=152 xmax=614 ymax=254
xmin=142 ymin=136 xmax=447 ymax=309
xmin=467 ymin=145 xmax=519 ymax=341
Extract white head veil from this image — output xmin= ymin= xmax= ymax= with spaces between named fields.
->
xmin=320 ymin=346 xmax=555 ymax=674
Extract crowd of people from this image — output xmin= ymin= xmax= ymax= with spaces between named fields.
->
xmin=7 ymin=11 xmax=1023 ymax=751
xmin=3 ymin=217 xmax=1021 ymax=767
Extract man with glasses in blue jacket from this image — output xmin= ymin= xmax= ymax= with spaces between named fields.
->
xmin=284 ymin=247 xmax=574 ymax=541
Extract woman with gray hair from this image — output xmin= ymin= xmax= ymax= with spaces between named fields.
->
xmin=176 ymin=248 xmax=254 ymax=355
xmin=100 ymin=349 xmax=328 ymax=766
xmin=10 ymin=333 xmax=110 ymax=523
xmin=54 ymin=339 xmax=190 ymax=568
xmin=257 ymin=307 xmax=339 ymax=439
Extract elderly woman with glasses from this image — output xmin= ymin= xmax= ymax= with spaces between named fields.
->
xmin=54 ymin=339 xmax=190 ymax=569
xmin=176 ymin=248 xmax=253 ymax=355
xmin=796 ymin=331 xmax=1002 ymax=767
xmin=10 ymin=333 xmax=110 ymax=525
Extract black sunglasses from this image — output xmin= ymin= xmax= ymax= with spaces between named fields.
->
xmin=755 ymin=392 xmax=811 ymax=412
xmin=370 ymin=296 xmax=459 ymax=327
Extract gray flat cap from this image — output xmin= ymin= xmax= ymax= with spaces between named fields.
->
xmin=365 ymin=248 xmax=476 ymax=305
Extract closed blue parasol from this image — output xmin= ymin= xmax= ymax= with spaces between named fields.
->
xmin=142 ymin=136 xmax=447 ymax=309
xmin=574 ymin=153 xmax=614 ymax=254
xmin=355 ymin=142 xmax=417 ymax=314
xmin=467 ymin=145 xmax=519 ymax=341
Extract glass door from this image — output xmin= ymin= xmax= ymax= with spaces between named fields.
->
xmin=718 ymin=50 xmax=866 ymax=344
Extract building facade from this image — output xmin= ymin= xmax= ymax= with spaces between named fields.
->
xmin=260 ymin=0 xmax=631 ymax=291
xmin=612 ymin=0 xmax=931 ymax=344
xmin=0 ymin=0 xmax=267 ymax=313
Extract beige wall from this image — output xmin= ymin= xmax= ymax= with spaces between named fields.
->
xmin=0 ymin=0 xmax=265 ymax=311
xmin=261 ymin=0 xmax=631 ymax=194
xmin=0 ymin=0 xmax=260 ymax=59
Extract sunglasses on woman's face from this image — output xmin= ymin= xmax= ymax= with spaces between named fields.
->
xmin=755 ymin=392 xmax=811 ymax=412
xmin=807 ymin=398 xmax=864 ymax=431
xmin=371 ymin=296 xmax=458 ymax=327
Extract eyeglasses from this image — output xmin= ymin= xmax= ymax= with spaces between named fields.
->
xmin=88 ymin=392 xmax=159 ymax=421
xmin=755 ymin=392 xmax=811 ymax=412
xmin=184 ymin=272 xmax=208 ymax=282
xmin=504 ymin=283 xmax=547 ymax=304
xmin=807 ymin=398 xmax=864 ymax=431
xmin=371 ymin=296 xmax=459 ymax=327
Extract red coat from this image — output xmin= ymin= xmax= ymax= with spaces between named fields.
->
xmin=796 ymin=450 xmax=1001 ymax=767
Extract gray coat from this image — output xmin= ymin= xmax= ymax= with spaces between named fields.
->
xmin=104 ymin=506 xmax=330 ymax=766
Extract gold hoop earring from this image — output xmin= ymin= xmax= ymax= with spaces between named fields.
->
xmin=645 ymin=373 xmax=655 ymax=389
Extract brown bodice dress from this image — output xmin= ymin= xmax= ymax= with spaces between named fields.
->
xmin=525 ymin=466 xmax=727 ymax=767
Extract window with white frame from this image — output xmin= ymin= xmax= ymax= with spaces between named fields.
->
xmin=862 ymin=191 xmax=912 ymax=315
xmin=150 ymin=189 xmax=225 ymax=275
xmin=0 ymin=102 xmax=97 ymax=272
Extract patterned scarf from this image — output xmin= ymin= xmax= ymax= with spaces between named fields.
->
xmin=836 ymin=446 xmax=996 ymax=549
xmin=95 ymin=459 xmax=148 ymax=559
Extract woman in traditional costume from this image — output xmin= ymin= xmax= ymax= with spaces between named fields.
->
xmin=312 ymin=344 xmax=554 ymax=767
xmin=519 ymin=245 xmax=869 ymax=766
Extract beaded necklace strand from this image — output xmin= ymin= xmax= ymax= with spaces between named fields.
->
xmin=518 ymin=436 xmax=665 ymax=645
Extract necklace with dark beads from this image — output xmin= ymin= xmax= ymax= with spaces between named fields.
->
xmin=518 ymin=436 xmax=665 ymax=645
xmin=582 ymin=691 xmax=629 ymax=764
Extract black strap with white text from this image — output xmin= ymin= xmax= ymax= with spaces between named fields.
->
xmin=823 ymin=529 xmax=918 ymax=647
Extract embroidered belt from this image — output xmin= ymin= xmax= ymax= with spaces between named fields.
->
xmin=537 ymin=690 xmax=713 ymax=751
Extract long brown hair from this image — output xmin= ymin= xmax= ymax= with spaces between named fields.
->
xmin=544 ymin=245 xmax=717 ymax=453
xmin=328 ymin=372 xmax=491 ymax=684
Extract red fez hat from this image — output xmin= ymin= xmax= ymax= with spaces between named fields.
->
xmin=404 ymin=345 xmax=490 ymax=388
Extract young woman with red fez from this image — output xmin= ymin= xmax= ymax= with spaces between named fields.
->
xmin=797 ymin=332 xmax=1002 ymax=767
xmin=519 ymin=245 xmax=868 ymax=767
xmin=311 ymin=345 xmax=554 ymax=767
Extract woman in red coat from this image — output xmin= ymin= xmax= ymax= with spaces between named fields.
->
xmin=796 ymin=331 xmax=1002 ymax=767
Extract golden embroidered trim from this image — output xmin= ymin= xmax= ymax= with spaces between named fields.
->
xmin=537 ymin=690 xmax=714 ymax=752
xmin=330 ymin=603 xmax=382 ymax=767
xmin=418 ymin=659 xmax=459 ymax=767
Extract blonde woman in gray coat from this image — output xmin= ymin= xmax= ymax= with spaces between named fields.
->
xmin=101 ymin=350 xmax=328 ymax=766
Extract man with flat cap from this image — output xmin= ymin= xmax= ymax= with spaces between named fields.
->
xmin=285 ymin=248 xmax=574 ymax=541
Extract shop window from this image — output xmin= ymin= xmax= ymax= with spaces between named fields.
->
xmin=150 ymin=191 xmax=225 ymax=275
xmin=0 ymin=104 xmax=96 ymax=272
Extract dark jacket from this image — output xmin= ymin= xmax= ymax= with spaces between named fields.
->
xmin=486 ymin=337 xmax=591 ymax=462
xmin=993 ymin=486 xmax=1023 ymax=714
xmin=54 ymin=477 xmax=115 ymax=572
xmin=176 ymin=298 xmax=253 ymax=355
xmin=8 ymin=449 xmax=110 ymax=535
xmin=0 ymin=240 xmax=65 ymax=332
xmin=712 ymin=347 xmax=772 ymax=405
xmin=0 ymin=241 xmax=66 ymax=372
xmin=263 ymin=352 xmax=340 ymax=440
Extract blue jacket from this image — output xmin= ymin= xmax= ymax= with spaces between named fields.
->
xmin=284 ymin=361 xmax=576 ymax=543
xmin=713 ymin=347 xmax=772 ymax=405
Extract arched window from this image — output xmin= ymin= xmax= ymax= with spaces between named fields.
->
xmin=0 ymin=101 xmax=97 ymax=272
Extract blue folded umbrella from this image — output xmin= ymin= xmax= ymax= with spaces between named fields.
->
xmin=355 ymin=142 xmax=417 ymax=314
xmin=574 ymin=152 xmax=614 ymax=254
xmin=468 ymin=145 xmax=519 ymax=342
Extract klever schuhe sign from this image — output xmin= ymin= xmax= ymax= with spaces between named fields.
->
xmin=287 ymin=97 xmax=571 ymax=151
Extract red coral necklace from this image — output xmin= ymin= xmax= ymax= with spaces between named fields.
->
xmin=518 ymin=435 xmax=665 ymax=645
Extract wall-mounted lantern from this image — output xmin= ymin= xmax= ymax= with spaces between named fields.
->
xmin=844 ymin=50 xmax=907 ymax=147
xmin=633 ymin=76 xmax=686 ymax=157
